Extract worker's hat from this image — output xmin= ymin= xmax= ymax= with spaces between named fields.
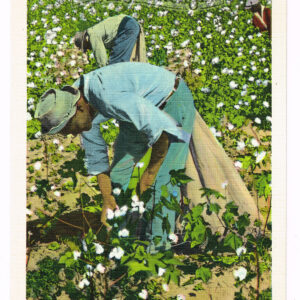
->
xmin=245 ymin=0 xmax=260 ymax=9
xmin=74 ymin=30 xmax=87 ymax=52
xmin=34 ymin=86 xmax=80 ymax=134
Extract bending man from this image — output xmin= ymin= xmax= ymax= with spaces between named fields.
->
xmin=74 ymin=15 xmax=147 ymax=67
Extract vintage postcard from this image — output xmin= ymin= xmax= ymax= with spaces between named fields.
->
xmin=10 ymin=0 xmax=285 ymax=298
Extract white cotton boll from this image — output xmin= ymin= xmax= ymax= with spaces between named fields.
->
xmin=168 ymin=233 xmax=179 ymax=243
xmin=138 ymin=289 xmax=148 ymax=299
xmin=237 ymin=141 xmax=245 ymax=151
xmin=236 ymin=246 xmax=247 ymax=256
xmin=53 ymin=139 xmax=59 ymax=145
xmin=96 ymin=263 xmax=106 ymax=273
xmin=59 ymin=145 xmax=64 ymax=151
xmin=254 ymin=117 xmax=261 ymax=124
xmin=158 ymin=267 xmax=166 ymax=276
xmin=233 ymin=267 xmax=247 ymax=281
xmin=227 ymin=123 xmax=234 ymax=130
xmin=241 ymin=90 xmax=247 ymax=96
xmin=26 ymin=208 xmax=33 ymax=215
xmin=106 ymin=208 xmax=114 ymax=220
xmin=249 ymin=77 xmax=255 ymax=82
xmin=217 ymin=102 xmax=224 ymax=108
xmin=229 ymin=81 xmax=238 ymax=89
xmin=213 ymin=75 xmax=219 ymax=80
xmin=180 ymin=39 xmax=190 ymax=47
xmin=234 ymin=161 xmax=242 ymax=168
xmin=263 ymin=80 xmax=269 ymax=86
xmin=118 ymin=228 xmax=129 ymax=237
xmin=266 ymin=116 xmax=272 ymax=122
xmin=138 ymin=202 xmax=145 ymax=214
xmin=27 ymin=113 xmax=32 ymax=121
xmin=54 ymin=191 xmax=61 ymax=197
xmin=113 ymin=188 xmax=121 ymax=195
xmin=234 ymin=105 xmax=240 ymax=110
xmin=30 ymin=185 xmax=37 ymax=192
xmin=132 ymin=195 xmax=139 ymax=202
xmin=211 ymin=57 xmax=220 ymax=64
xmin=73 ymin=250 xmax=81 ymax=260
xmin=194 ymin=69 xmax=201 ymax=75
xmin=255 ymin=151 xmax=266 ymax=163
xmin=78 ymin=281 xmax=85 ymax=289
xmin=109 ymin=247 xmax=124 ymax=260
xmin=34 ymin=161 xmax=41 ymax=170
xmin=251 ymin=138 xmax=260 ymax=147
xmin=94 ymin=243 xmax=104 ymax=254
xmin=195 ymin=42 xmax=201 ymax=49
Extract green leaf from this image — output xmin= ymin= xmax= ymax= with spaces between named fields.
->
xmin=237 ymin=213 xmax=250 ymax=235
xmin=193 ymin=282 xmax=205 ymax=291
xmin=195 ymin=267 xmax=212 ymax=283
xmin=125 ymin=260 xmax=151 ymax=276
xmin=225 ymin=202 xmax=239 ymax=215
xmin=222 ymin=211 xmax=235 ymax=227
xmin=153 ymin=236 xmax=162 ymax=246
xmin=224 ymin=233 xmax=243 ymax=251
xmin=169 ymin=268 xmax=181 ymax=285
xmin=191 ymin=205 xmax=204 ymax=219
xmin=85 ymin=228 xmax=95 ymax=244
xmin=191 ymin=222 xmax=206 ymax=245
xmin=162 ymin=216 xmax=171 ymax=234
xmin=83 ymin=206 xmax=101 ymax=213
xmin=161 ymin=185 xmax=169 ymax=198
xmin=59 ymin=251 xmax=73 ymax=265
xmin=208 ymin=203 xmax=221 ymax=214
xmin=48 ymin=242 xmax=60 ymax=251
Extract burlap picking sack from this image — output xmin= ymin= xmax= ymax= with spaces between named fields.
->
xmin=185 ymin=112 xmax=262 ymax=233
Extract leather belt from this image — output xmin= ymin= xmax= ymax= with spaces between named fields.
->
xmin=159 ymin=75 xmax=181 ymax=110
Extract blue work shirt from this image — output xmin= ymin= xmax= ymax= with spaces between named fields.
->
xmin=73 ymin=62 xmax=191 ymax=175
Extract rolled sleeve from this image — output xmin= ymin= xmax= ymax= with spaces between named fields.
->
xmin=80 ymin=114 xmax=110 ymax=175
xmin=101 ymin=91 xmax=191 ymax=147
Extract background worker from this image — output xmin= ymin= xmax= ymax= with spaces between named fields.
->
xmin=35 ymin=62 xmax=260 ymax=250
xmin=245 ymin=0 xmax=271 ymax=36
xmin=74 ymin=14 xmax=147 ymax=67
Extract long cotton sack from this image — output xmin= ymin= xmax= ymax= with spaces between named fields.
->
xmin=185 ymin=112 xmax=262 ymax=232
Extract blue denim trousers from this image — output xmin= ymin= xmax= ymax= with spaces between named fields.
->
xmin=110 ymin=80 xmax=196 ymax=242
xmin=108 ymin=16 xmax=140 ymax=65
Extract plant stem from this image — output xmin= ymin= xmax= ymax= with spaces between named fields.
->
xmin=249 ymin=123 xmax=262 ymax=144
xmin=39 ymin=209 xmax=84 ymax=231
xmin=263 ymin=195 xmax=271 ymax=235
xmin=42 ymin=137 xmax=49 ymax=180
xmin=108 ymin=273 xmax=126 ymax=288
xmin=255 ymin=246 xmax=260 ymax=300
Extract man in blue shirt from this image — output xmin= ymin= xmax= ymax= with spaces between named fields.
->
xmin=35 ymin=62 xmax=195 ymax=243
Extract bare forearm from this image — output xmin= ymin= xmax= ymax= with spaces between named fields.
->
xmin=140 ymin=132 xmax=169 ymax=193
xmin=97 ymin=172 xmax=113 ymax=199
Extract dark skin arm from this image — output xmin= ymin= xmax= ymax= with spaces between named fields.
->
xmin=99 ymin=132 xmax=169 ymax=225
xmin=139 ymin=132 xmax=169 ymax=194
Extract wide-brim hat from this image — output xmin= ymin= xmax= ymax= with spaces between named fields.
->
xmin=74 ymin=30 xmax=87 ymax=52
xmin=34 ymin=86 xmax=81 ymax=135
xmin=245 ymin=0 xmax=260 ymax=9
